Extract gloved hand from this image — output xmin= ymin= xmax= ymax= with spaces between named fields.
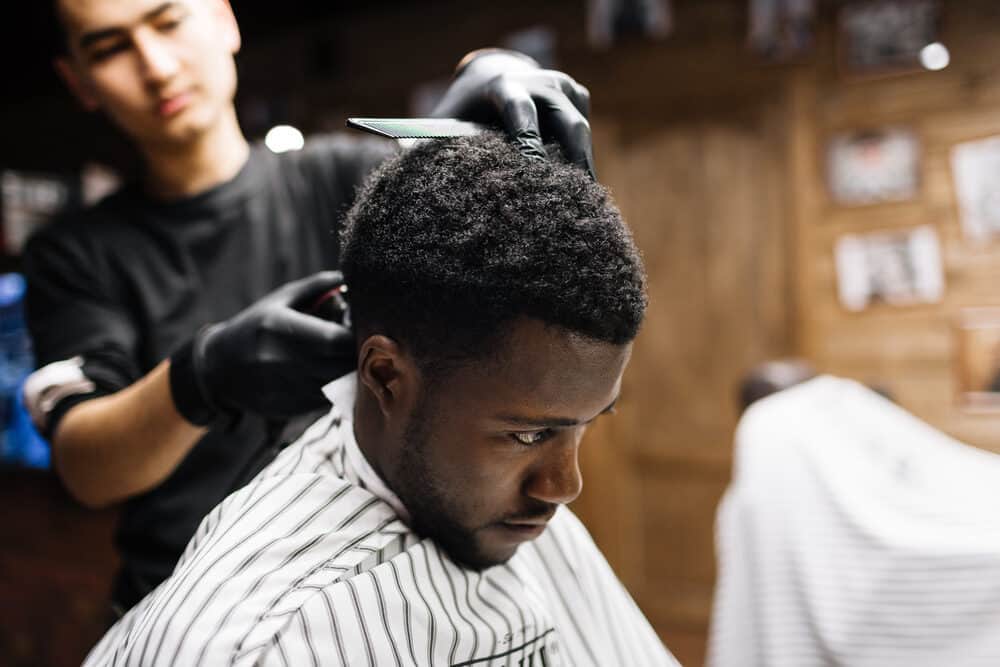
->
xmin=169 ymin=271 xmax=355 ymax=425
xmin=432 ymin=48 xmax=595 ymax=179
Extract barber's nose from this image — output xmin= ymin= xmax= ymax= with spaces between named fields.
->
xmin=135 ymin=32 xmax=179 ymax=84
xmin=524 ymin=433 xmax=584 ymax=506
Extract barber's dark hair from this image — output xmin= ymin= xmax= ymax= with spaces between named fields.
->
xmin=340 ymin=132 xmax=646 ymax=374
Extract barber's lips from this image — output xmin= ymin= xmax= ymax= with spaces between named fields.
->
xmin=157 ymin=91 xmax=192 ymax=117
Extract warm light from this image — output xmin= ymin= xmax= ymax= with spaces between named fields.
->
xmin=920 ymin=42 xmax=950 ymax=71
xmin=264 ymin=125 xmax=305 ymax=153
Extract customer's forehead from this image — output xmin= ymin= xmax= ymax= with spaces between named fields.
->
xmin=429 ymin=321 xmax=629 ymax=416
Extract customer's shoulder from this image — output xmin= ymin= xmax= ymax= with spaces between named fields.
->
xmin=99 ymin=473 xmax=409 ymax=666
xmin=257 ymin=409 xmax=350 ymax=480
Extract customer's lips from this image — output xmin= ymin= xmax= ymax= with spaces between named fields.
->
xmin=496 ymin=514 xmax=555 ymax=541
xmin=500 ymin=522 xmax=546 ymax=539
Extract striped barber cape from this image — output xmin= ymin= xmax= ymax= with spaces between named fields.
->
xmin=708 ymin=376 xmax=1000 ymax=667
xmin=85 ymin=373 xmax=677 ymax=667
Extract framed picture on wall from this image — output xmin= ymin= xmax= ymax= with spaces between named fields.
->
xmin=837 ymin=0 xmax=941 ymax=77
xmin=747 ymin=0 xmax=818 ymax=62
xmin=826 ymin=126 xmax=920 ymax=206
xmin=834 ymin=225 xmax=944 ymax=312
xmin=953 ymin=308 xmax=1000 ymax=412
xmin=586 ymin=0 xmax=672 ymax=49
xmin=951 ymin=135 xmax=1000 ymax=243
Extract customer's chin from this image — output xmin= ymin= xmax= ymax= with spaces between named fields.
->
xmin=440 ymin=532 xmax=522 ymax=572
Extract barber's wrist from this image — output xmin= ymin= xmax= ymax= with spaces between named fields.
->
xmin=169 ymin=330 xmax=219 ymax=426
xmin=454 ymin=48 xmax=540 ymax=77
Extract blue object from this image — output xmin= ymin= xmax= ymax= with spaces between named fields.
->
xmin=0 ymin=273 xmax=50 ymax=468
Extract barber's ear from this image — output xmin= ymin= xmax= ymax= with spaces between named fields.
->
xmin=55 ymin=58 xmax=100 ymax=111
xmin=358 ymin=335 xmax=419 ymax=421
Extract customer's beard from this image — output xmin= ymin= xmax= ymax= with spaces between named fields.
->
xmin=389 ymin=398 xmax=507 ymax=571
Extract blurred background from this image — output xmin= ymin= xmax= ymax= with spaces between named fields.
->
xmin=5 ymin=1 xmax=1000 ymax=665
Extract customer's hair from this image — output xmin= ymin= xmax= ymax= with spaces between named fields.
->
xmin=340 ymin=132 xmax=646 ymax=374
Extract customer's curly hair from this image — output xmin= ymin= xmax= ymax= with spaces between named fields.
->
xmin=340 ymin=131 xmax=646 ymax=372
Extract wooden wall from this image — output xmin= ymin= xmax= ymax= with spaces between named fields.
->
xmin=791 ymin=0 xmax=1000 ymax=453
xmin=573 ymin=2 xmax=1000 ymax=663
xmin=568 ymin=6 xmax=798 ymax=665
xmin=575 ymin=109 xmax=793 ymax=664
xmin=0 ymin=469 xmax=118 ymax=667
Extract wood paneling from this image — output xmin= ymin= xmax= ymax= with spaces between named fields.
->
xmin=792 ymin=0 xmax=1000 ymax=454
xmin=575 ymin=86 xmax=794 ymax=666
xmin=575 ymin=5 xmax=1000 ymax=665
xmin=0 ymin=468 xmax=118 ymax=667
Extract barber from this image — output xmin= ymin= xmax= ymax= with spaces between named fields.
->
xmin=24 ymin=0 xmax=593 ymax=615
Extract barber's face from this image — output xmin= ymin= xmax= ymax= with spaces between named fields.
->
xmin=386 ymin=318 xmax=631 ymax=569
xmin=56 ymin=0 xmax=241 ymax=149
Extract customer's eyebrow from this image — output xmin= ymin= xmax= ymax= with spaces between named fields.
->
xmin=78 ymin=2 xmax=178 ymax=51
xmin=495 ymin=396 xmax=619 ymax=428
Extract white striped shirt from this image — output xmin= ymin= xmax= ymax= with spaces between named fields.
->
xmin=86 ymin=374 xmax=677 ymax=667
xmin=708 ymin=376 xmax=1000 ymax=667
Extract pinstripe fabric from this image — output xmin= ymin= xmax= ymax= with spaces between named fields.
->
xmin=85 ymin=374 xmax=677 ymax=667
xmin=708 ymin=376 xmax=1000 ymax=667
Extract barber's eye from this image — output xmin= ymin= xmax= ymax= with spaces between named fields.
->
xmin=90 ymin=41 xmax=129 ymax=62
xmin=156 ymin=18 xmax=182 ymax=32
xmin=510 ymin=430 xmax=554 ymax=446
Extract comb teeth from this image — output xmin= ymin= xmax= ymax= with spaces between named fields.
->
xmin=347 ymin=117 xmax=489 ymax=139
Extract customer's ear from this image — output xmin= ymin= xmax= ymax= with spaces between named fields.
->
xmin=357 ymin=335 xmax=419 ymax=422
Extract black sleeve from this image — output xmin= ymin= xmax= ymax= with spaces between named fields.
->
xmin=23 ymin=221 xmax=142 ymax=436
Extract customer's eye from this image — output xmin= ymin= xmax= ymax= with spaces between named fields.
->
xmin=510 ymin=430 xmax=553 ymax=446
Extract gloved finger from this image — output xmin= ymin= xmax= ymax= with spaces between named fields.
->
xmin=272 ymin=271 xmax=347 ymax=308
xmin=431 ymin=49 xmax=541 ymax=119
xmin=531 ymin=87 xmax=596 ymax=179
xmin=487 ymin=76 xmax=546 ymax=161
xmin=274 ymin=308 xmax=356 ymax=356
xmin=547 ymin=71 xmax=591 ymax=120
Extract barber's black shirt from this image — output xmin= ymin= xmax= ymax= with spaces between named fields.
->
xmin=23 ymin=135 xmax=394 ymax=611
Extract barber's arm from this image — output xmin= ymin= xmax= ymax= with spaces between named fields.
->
xmin=48 ymin=362 xmax=205 ymax=508
xmin=31 ymin=271 xmax=353 ymax=508
xmin=432 ymin=48 xmax=595 ymax=178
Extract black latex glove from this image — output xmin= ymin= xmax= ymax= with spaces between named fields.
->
xmin=169 ymin=271 xmax=355 ymax=424
xmin=432 ymin=48 xmax=596 ymax=179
